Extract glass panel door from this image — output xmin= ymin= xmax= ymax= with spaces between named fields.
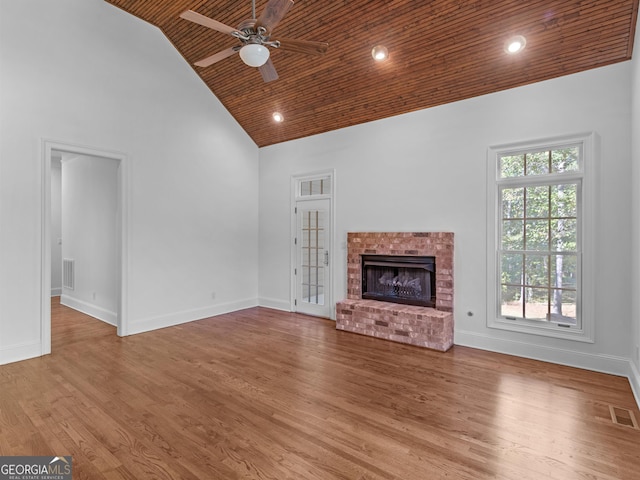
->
xmin=296 ymin=198 xmax=331 ymax=318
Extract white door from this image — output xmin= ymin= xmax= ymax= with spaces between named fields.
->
xmin=295 ymin=198 xmax=332 ymax=318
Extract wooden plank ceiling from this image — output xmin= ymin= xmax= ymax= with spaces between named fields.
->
xmin=105 ymin=0 xmax=639 ymax=147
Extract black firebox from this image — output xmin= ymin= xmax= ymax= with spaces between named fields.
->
xmin=361 ymin=255 xmax=435 ymax=307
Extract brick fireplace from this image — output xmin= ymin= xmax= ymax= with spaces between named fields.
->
xmin=336 ymin=232 xmax=454 ymax=351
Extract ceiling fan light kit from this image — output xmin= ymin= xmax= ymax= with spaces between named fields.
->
xmin=239 ymin=44 xmax=270 ymax=67
xmin=180 ymin=0 xmax=328 ymax=83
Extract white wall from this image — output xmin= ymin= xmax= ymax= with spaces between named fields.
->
xmin=630 ymin=13 xmax=640 ymax=403
xmin=259 ymin=62 xmax=633 ymax=376
xmin=51 ymin=157 xmax=62 ymax=296
xmin=0 ymin=0 xmax=259 ymax=363
xmin=61 ymin=153 xmax=118 ymax=325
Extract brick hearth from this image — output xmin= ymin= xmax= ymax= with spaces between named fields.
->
xmin=336 ymin=232 xmax=454 ymax=351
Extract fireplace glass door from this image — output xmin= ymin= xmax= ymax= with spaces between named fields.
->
xmin=361 ymin=255 xmax=435 ymax=307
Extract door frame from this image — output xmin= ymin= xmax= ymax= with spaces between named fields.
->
xmin=41 ymin=139 xmax=130 ymax=355
xmin=290 ymin=170 xmax=335 ymax=319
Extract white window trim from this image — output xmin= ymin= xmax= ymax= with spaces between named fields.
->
xmin=486 ymin=132 xmax=596 ymax=342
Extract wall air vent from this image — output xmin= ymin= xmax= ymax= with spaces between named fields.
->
xmin=63 ymin=258 xmax=75 ymax=290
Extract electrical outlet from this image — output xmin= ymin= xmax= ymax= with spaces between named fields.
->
xmin=211 ymin=291 xmax=216 ymax=300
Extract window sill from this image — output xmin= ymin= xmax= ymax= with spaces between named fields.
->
xmin=488 ymin=316 xmax=594 ymax=343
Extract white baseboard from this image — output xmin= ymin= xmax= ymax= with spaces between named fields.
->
xmin=629 ymin=360 xmax=640 ymax=410
xmin=127 ymin=298 xmax=258 ymax=335
xmin=455 ymin=329 xmax=630 ymax=377
xmin=258 ymin=297 xmax=292 ymax=312
xmin=61 ymin=294 xmax=117 ymax=326
xmin=0 ymin=340 xmax=43 ymax=365
xmin=51 ymin=288 xmax=62 ymax=297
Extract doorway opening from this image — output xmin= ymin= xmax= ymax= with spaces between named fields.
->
xmin=41 ymin=140 xmax=128 ymax=355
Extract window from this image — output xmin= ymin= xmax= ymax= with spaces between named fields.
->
xmin=487 ymin=134 xmax=595 ymax=342
xmin=299 ymin=176 xmax=331 ymax=197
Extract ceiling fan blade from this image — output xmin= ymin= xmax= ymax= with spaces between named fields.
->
xmin=256 ymin=0 xmax=294 ymax=32
xmin=180 ymin=10 xmax=237 ymax=36
xmin=276 ymin=38 xmax=328 ymax=55
xmin=259 ymin=58 xmax=279 ymax=83
xmin=194 ymin=47 xmax=238 ymax=67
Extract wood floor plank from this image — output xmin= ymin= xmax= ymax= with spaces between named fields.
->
xmin=0 ymin=301 xmax=639 ymax=479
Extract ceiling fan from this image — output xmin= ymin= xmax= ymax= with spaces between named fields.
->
xmin=180 ymin=0 xmax=329 ymax=83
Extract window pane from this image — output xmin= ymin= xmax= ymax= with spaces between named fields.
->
xmin=524 ymin=255 xmax=548 ymax=287
xmin=551 ymin=219 xmax=577 ymax=250
xmin=525 ymin=186 xmax=549 ymax=218
xmin=303 ymin=266 xmax=319 ymax=285
xmin=549 ymin=289 xmax=577 ymax=325
xmin=551 ymin=147 xmax=579 ymax=173
xmin=525 ymin=151 xmax=550 ymax=176
xmin=307 ymin=248 xmax=324 ymax=267
xmin=550 ymin=255 xmax=577 ymax=289
xmin=302 ymin=230 xmax=318 ymax=248
xmin=501 ymin=285 xmax=523 ymax=318
xmin=502 ymin=187 xmax=524 ymax=219
xmin=500 ymin=154 xmax=525 ymax=178
xmin=502 ymin=220 xmax=524 ymax=250
xmin=303 ymin=211 xmax=321 ymax=228
xmin=525 ymin=220 xmax=549 ymax=250
xmin=551 ymin=184 xmax=577 ymax=218
xmin=302 ymin=212 xmax=315 ymax=228
xmin=524 ymin=287 xmax=549 ymax=320
xmin=501 ymin=253 xmax=523 ymax=285
xmin=300 ymin=177 xmax=331 ymax=196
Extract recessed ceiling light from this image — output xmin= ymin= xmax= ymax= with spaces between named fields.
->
xmin=505 ymin=35 xmax=526 ymax=54
xmin=272 ymin=112 xmax=284 ymax=123
xmin=371 ymin=45 xmax=389 ymax=61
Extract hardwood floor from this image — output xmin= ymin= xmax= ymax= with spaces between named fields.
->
xmin=51 ymin=296 xmax=116 ymax=350
xmin=1 ymin=302 xmax=639 ymax=479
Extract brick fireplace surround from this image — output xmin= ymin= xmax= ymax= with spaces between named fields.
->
xmin=336 ymin=232 xmax=454 ymax=351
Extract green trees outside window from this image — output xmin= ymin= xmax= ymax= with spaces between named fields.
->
xmin=498 ymin=147 xmax=580 ymax=325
